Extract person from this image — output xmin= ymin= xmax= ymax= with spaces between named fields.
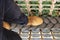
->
xmin=0 ymin=0 xmax=28 ymax=40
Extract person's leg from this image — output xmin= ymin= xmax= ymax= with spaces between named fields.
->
xmin=4 ymin=0 xmax=28 ymax=25
xmin=3 ymin=28 xmax=22 ymax=40
xmin=0 ymin=0 xmax=5 ymax=40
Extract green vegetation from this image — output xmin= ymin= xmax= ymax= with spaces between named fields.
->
xmin=16 ymin=1 xmax=25 ymax=4
xmin=55 ymin=2 xmax=60 ymax=4
xmin=29 ymin=1 xmax=39 ymax=4
xmin=52 ymin=10 xmax=58 ymax=17
xmin=42 ymin=9 xmax=50 ymax=15
xmin=30 ymin=6 xmax=39 ymax=8
xmin=31 ymin=10 xmax=39 ymax=16
xmin=42 ymin=1 xmax=52 ymax=4
xmin=55 ymin=6 xmax=60 ymax=8
xmin=43 ymin=6 xmax=50 ymax=8
xmin=19 ymin=6 xmax=26 ymax=8
xmin=15 ymin=1 xmax=60 ymax=17
xmin=22 ymin=9 xmax=28 ymax=16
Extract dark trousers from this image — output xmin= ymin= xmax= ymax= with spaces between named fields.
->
xmin=0 ymin=0 xmax=28 ymax=40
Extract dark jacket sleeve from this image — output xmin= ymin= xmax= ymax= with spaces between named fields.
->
xmin=4 ymin=0 xmax=28 ymax=25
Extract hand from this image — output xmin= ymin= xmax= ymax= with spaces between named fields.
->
xmin=3 ymin=21 xmax=11 ymax=30
xmin=27 ymin=16 xmax=43 ymax=26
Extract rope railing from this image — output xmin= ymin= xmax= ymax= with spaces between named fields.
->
xmin=49 ymin=0 xmax=56 ymax=15
xmin=15 ymin=0 xmax=60 ymax=16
